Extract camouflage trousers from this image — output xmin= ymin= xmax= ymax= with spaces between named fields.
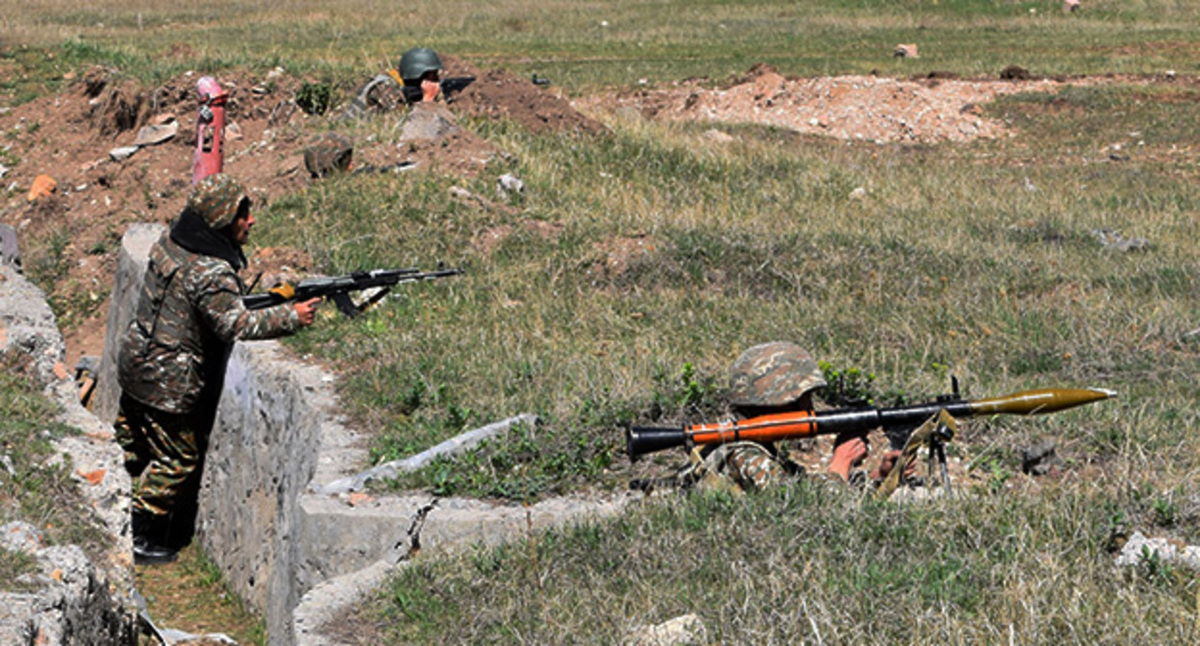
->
xmin=113 ymin=392 xmax=210 ymax=517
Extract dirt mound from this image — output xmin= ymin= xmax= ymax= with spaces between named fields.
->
xmin=444 ymin=58 xmax=607 ymax=135
xmin=578 ymin=65 xmax=1087 ymax=144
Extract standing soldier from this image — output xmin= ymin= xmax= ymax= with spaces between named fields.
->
xmin=115 ymin=174 xmax=320 ymax=564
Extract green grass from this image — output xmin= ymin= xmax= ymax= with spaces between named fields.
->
xmin=358 ymin=479 xmax=1200 ymax=643
xmin=0 ymin=353 xmax=110 ymax=591
xmin=5 ymin=0 xmax=1200 ymax=95
xmin=252 ymin=93 xmax=1200 ymax=500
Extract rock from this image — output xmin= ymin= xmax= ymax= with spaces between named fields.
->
xmin=132 ymin=121 xmax=177 ymax=147
xmin=894 ymin=44 xmax=919 ymax=59
xmin=1 ymin=521 xmax=45 ymax=554
xmin=26 ymin=174 xmax=56 ymax=202
xmin=1092 ymin=228 xmax=1150 ymax=252
xmin=1021 ymin=440 xmax=1059 ymax=476
xmin=496 ymin=173 xmax=525 ymax=200
xmin=0 ymin=223 xmax=20 ymax=271
xmin=1000 ymin=65 xmax=1031 ymax=81
xmin=109 ymin=146 xmax=139 ymax=162
xmin=399 ymin=103 xmax=459 ymax=142
xmin=629 ymin=613 xmax=707 ymax=646
xmin=703 ymin=128 xmax=735 ymax=143
xmin=1116 ymin=532 xmax=1200 ymax=571
xmin=1063 ymin=0 xmax=1080 ymax=13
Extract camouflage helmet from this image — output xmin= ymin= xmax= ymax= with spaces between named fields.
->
xmin=399 ymin=47 xmax=443 ymax=84
xmin=728 ymin=342 xmax=826 ymax=408
xmin=187 ymin=173 xmax=249 ymax=230
xmin=304 ymin=132 xmax=354 ymax=178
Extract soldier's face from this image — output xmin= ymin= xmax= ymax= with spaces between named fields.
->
xmin=230 ymin=209 xmax=254 ymax=245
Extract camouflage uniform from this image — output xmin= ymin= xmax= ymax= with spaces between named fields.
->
xmin=692 ymin=342 xmax=831 ymax=493
xmin=116 ymin=174 xmax=299 ymax=524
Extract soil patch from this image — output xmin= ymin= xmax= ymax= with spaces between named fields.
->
xmin=576 ymin=65 xmax=1105 ymax=144
xmin=444 ymin=57 xmax=607 ymax=136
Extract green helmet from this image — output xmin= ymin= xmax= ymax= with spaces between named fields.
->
xmin=187 ymin=173 xmax=249 ymax=230
xmin=304 ymin=132 xmax=354 ymax=178
xmin=399 ymin=47 xmax=443 ymax=85
xmin=728 ymin=342 xmax=826 ymax=408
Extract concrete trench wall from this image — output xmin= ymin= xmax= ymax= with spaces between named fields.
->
xmin=98 ymin=226 xmax=629 ymax=645
xmin=0 ymin=262 xmax=138 ymax=644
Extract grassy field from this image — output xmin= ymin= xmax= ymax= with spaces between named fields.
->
xmin=4 ymin=0 xmax=1200 ymax=642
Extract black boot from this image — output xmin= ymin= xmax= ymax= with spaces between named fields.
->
xmin=131 ymin=508 xmax=177 ymax=565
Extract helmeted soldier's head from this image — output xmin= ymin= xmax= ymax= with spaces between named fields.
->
xmin=187 ymin=173 xmax=250 ymax=230
xmin=398 ymin=47 xmax=443 ymax=86
xmin=728 ymin=342 xmax=826 ymax=415
xmin=304 ymin=132 xmax=354 ymax=179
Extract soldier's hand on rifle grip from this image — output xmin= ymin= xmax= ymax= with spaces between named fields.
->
xmin=828 ymin=434 xmax=868 ymax=482
xmin=294 ymin=298 xmax=321 ymax=327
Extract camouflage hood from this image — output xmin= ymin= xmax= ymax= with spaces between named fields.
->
xmin=169 ymin=174 xmax=249 ymax=270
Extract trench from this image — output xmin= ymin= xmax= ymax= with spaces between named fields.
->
xmin=94 ymin=224 xmax=629 ymax=645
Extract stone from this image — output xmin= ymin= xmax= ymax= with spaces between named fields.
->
xmin=1021 ymin=440 xmax=1059 ymax=476
xmin=109 ymin=146 xmax=139 ymax=162
xmin=496 ymin=173 xmax=525 ymax=199
xmin=1 ymin=521 xmax=44 ymax=554
xmin=703 ymin=128 xmax=735 ymax=143
xmin=399 ymin=103 xmax=459 ymax=142
xmin=26 ymin=174 xmax=56 ymax=202
xmin=1092 ymin=228 xmax=1150 ymax=253
xmin=132 ymin=121 xmax=177 ymax=147
xmin=0 ymin=223 xmax=20 ymax=271
xmin=1116 ymin=532 xmax=1200 ymax=571
xmin=629 ymin=613 xmax=708 ymax=646
xmin=894 ymin=44 xmax=919 ymax=59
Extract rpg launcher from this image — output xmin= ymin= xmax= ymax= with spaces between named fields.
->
xmin=242 ymin=266 xmax=463 ymax=318
xmin=626 ymin=379 xmax=1117 ymax=461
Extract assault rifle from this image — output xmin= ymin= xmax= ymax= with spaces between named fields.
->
xmin=243 ymin=266 xmax=462 ymax=318
xmin=402 ymin=76 xmax=477 ymax=104
xmin=626 ymin=379 xmax=1116 ymax=461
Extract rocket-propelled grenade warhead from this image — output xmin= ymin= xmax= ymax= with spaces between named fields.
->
xmin=965 ymin=387 xmax=1117 ymax=416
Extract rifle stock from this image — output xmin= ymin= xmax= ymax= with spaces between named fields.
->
xmin=626 ymin=386 xmax=1116 ymax=461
